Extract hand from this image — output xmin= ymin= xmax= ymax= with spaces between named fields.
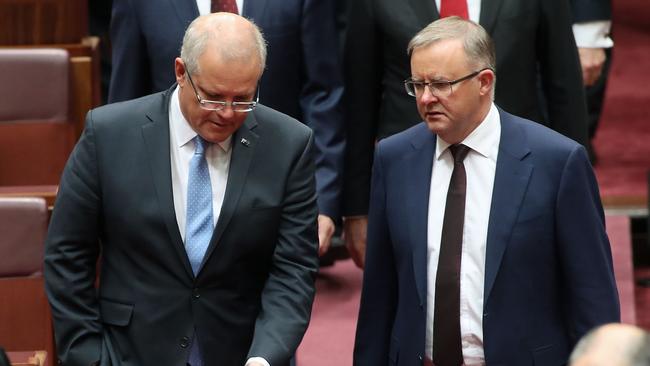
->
xmin=578 ymin=47 xmax=606 ymax=86
xmin=343 ymin=216 xmax=368 ymax=269
xmin=318 ymin=214 xmax=336 ymax=256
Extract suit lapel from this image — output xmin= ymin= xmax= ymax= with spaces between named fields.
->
xmin=479 ymin=0 xmax=505 ymax=34
xmin=141 ymin=88 xmax=194 ymax=279
xmin=406 ymin=127 xmax=436 ymax=307
xmin=484 ymin=109 xmax=532 ymax=303
xmin=169 ymin=0 xmax=199 ymax=26
xmin=199 ymin=113 xmax=259 ymax=271
xmin=409 ymin=0 xmax=439 ymax=28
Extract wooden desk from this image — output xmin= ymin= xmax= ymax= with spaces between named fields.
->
xmin=7 ymin=351 xmax=46 ymax=366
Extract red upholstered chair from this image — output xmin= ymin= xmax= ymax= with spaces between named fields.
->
xmin=0 ymin=197 xmax=54 ymax=366
xmin=0 ymin=48 xmax=77 ymax=186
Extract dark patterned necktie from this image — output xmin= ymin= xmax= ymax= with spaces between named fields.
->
xmin=211 ymin=0 xmax=239 ymax=14
xmin=432 ymin=144 xmax=470 ymax=366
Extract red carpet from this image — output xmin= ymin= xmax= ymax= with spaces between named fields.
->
xmin=592 ymin=0 xmax=650 ymax=204
xmin=297 ymin=259 xmax=361 ymax=366
xmin=607 ymin=215 xmax=636 ymax=324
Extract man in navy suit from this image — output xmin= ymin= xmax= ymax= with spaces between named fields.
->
xmin=354 ymin=17 xmax=620 ymax=366
xmin=109 ymin=0 xmax=344 ymax=254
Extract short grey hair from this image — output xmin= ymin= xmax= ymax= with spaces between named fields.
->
xmin=407 ymin=16 xmax=496 ymax=73
xmin=180 ymin=14 xmax=267 ymax=75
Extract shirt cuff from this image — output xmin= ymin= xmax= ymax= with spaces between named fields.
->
xmin=245 ymin=357 xmax=271 ymax=366
xmin=572 ymin=21 xmax=614 ymax=48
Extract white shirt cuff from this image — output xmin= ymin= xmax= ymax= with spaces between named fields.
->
xmin=245 ymin=357 xmax=271 ymax=366
xmin=573 ymin=21 xmax=614 ymax=48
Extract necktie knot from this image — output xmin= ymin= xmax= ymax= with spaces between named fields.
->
xmin=449 ymin=144 xmax=470 ymax=164
xmin=194 ymin=136 xmax=209 ymax=156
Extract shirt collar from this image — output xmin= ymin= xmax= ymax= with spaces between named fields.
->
xmin=170 ymin=85 xmax=233 ymax=152
xmin=435 ymin=103 xmax=500 ymax=162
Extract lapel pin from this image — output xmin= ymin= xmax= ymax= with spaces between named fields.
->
xmin=240 ymin=138 xmax=250 ymax=147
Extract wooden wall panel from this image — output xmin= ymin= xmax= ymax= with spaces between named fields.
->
xmin=0 ymin=0 xmax=88 ymax=45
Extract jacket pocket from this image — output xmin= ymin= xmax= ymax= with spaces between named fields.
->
xmin=100 ymin=298 xmax=134 ymax=327
xmin=533 ymin=344 xmax=565 ymax=366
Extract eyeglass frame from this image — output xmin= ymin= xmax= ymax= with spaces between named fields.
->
xmin=184 ymin=66 xmax=259 ymax=112
xmin=404 ymin=67 xmax=493 ymax=98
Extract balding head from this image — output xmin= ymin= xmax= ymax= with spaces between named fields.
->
xmin=181 ymin=12 xmax=267 ymax=76
xmin=570 ymin=324 xmax=650 ymax=366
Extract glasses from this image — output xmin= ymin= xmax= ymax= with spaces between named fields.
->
xmin=404 ymin=67 xmax=492 ymax=98
xmin=185 ymin=69 xmax=259 ymax=112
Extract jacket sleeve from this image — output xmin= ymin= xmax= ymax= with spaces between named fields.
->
xmin=538 ymin=0 xmax=590 ymax=146
xmin=353 ymin=143 xmax=398 ymax=365
xmin=247 ymin=130 xmax=320 ymax=365
xmin=298 ymin=0 xmax=346 ymax=219
xmin=44 ymin=112 xmax=104 ymax=366
xmin=555 ymin=144 xmax=620 ymax=342
xmin=108 ymin=0 xmax=151 ymax=103
xmin=341 ymin=0 xmax=383 ymax=216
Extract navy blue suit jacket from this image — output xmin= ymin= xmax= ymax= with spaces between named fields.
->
xmin=354 ymin=108 xmax=620 ymax=365
xmin=109 ymin=0 xmax=344 ymax=218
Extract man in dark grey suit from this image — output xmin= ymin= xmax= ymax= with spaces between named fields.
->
xmin=342 ymin=0 xmax=589 ymax=268
xmin=45 ymin=13 xmax=318 ymax=366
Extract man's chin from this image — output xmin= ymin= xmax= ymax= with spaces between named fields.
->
xmin=425 ymin=118 xmax=448 ymax=135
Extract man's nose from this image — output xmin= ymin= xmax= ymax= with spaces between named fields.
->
xmin=419 ymin=86 xmax=439 ymax=104
xmin=215 ymin=104 xmax=236 ymax=118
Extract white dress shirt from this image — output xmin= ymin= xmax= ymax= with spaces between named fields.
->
xmin=197 ymin=0 xmax=245 ymax=15
xmin=573 ymin=21 xmax=614 ymax=49
xmin=426 ymin=104 xmax=501 ymax=366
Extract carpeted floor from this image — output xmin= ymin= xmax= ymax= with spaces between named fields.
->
xmin=592 ymin=0 xmax=650 ymax=204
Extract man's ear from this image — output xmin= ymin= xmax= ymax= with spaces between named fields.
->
xmin=175 ymin=57 xmax=186 ymax=85
xmin=478 ymin=69 xmax=495 ymax=96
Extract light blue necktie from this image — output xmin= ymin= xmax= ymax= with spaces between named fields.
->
xmin=185 ymin=135 xmax=214 ymax=275
xmin=186 ymin=136 xmax=213 ymax=366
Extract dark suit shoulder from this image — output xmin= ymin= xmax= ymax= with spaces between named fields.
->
xmin=376 ymin=122 xmax=430 ymax=154
xmin=90 ymin=90 xmax=169 ymax=131
xmin=501 ymin=109 xmax=581 ymax=153
xmin=499 ymin=109 xmax=589 ymax=175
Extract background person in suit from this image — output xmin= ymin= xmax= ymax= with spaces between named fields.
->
xmin=342 ymin=0 xmax=589 ymax=268
xmin=569 ymin=323 xmax=650 ymax=366
xmin=354 ymin=17 xmax=619 ymax=365
xmin=45 ymin=13 xmax=318 ymax=366
xmin=571 ymin=0 xmax=614 ymax=163
xmin=109 ymin=0 xmax=344 ymax=254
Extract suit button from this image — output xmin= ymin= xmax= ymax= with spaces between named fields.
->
xmin=193 ymin=288 xmax=200 ymax=299
xmin=180 ymin=336 xmax=190 ymax=348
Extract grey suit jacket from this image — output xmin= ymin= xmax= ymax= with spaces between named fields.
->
xmin=44 ymin=87 xmax=319 ymax=366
